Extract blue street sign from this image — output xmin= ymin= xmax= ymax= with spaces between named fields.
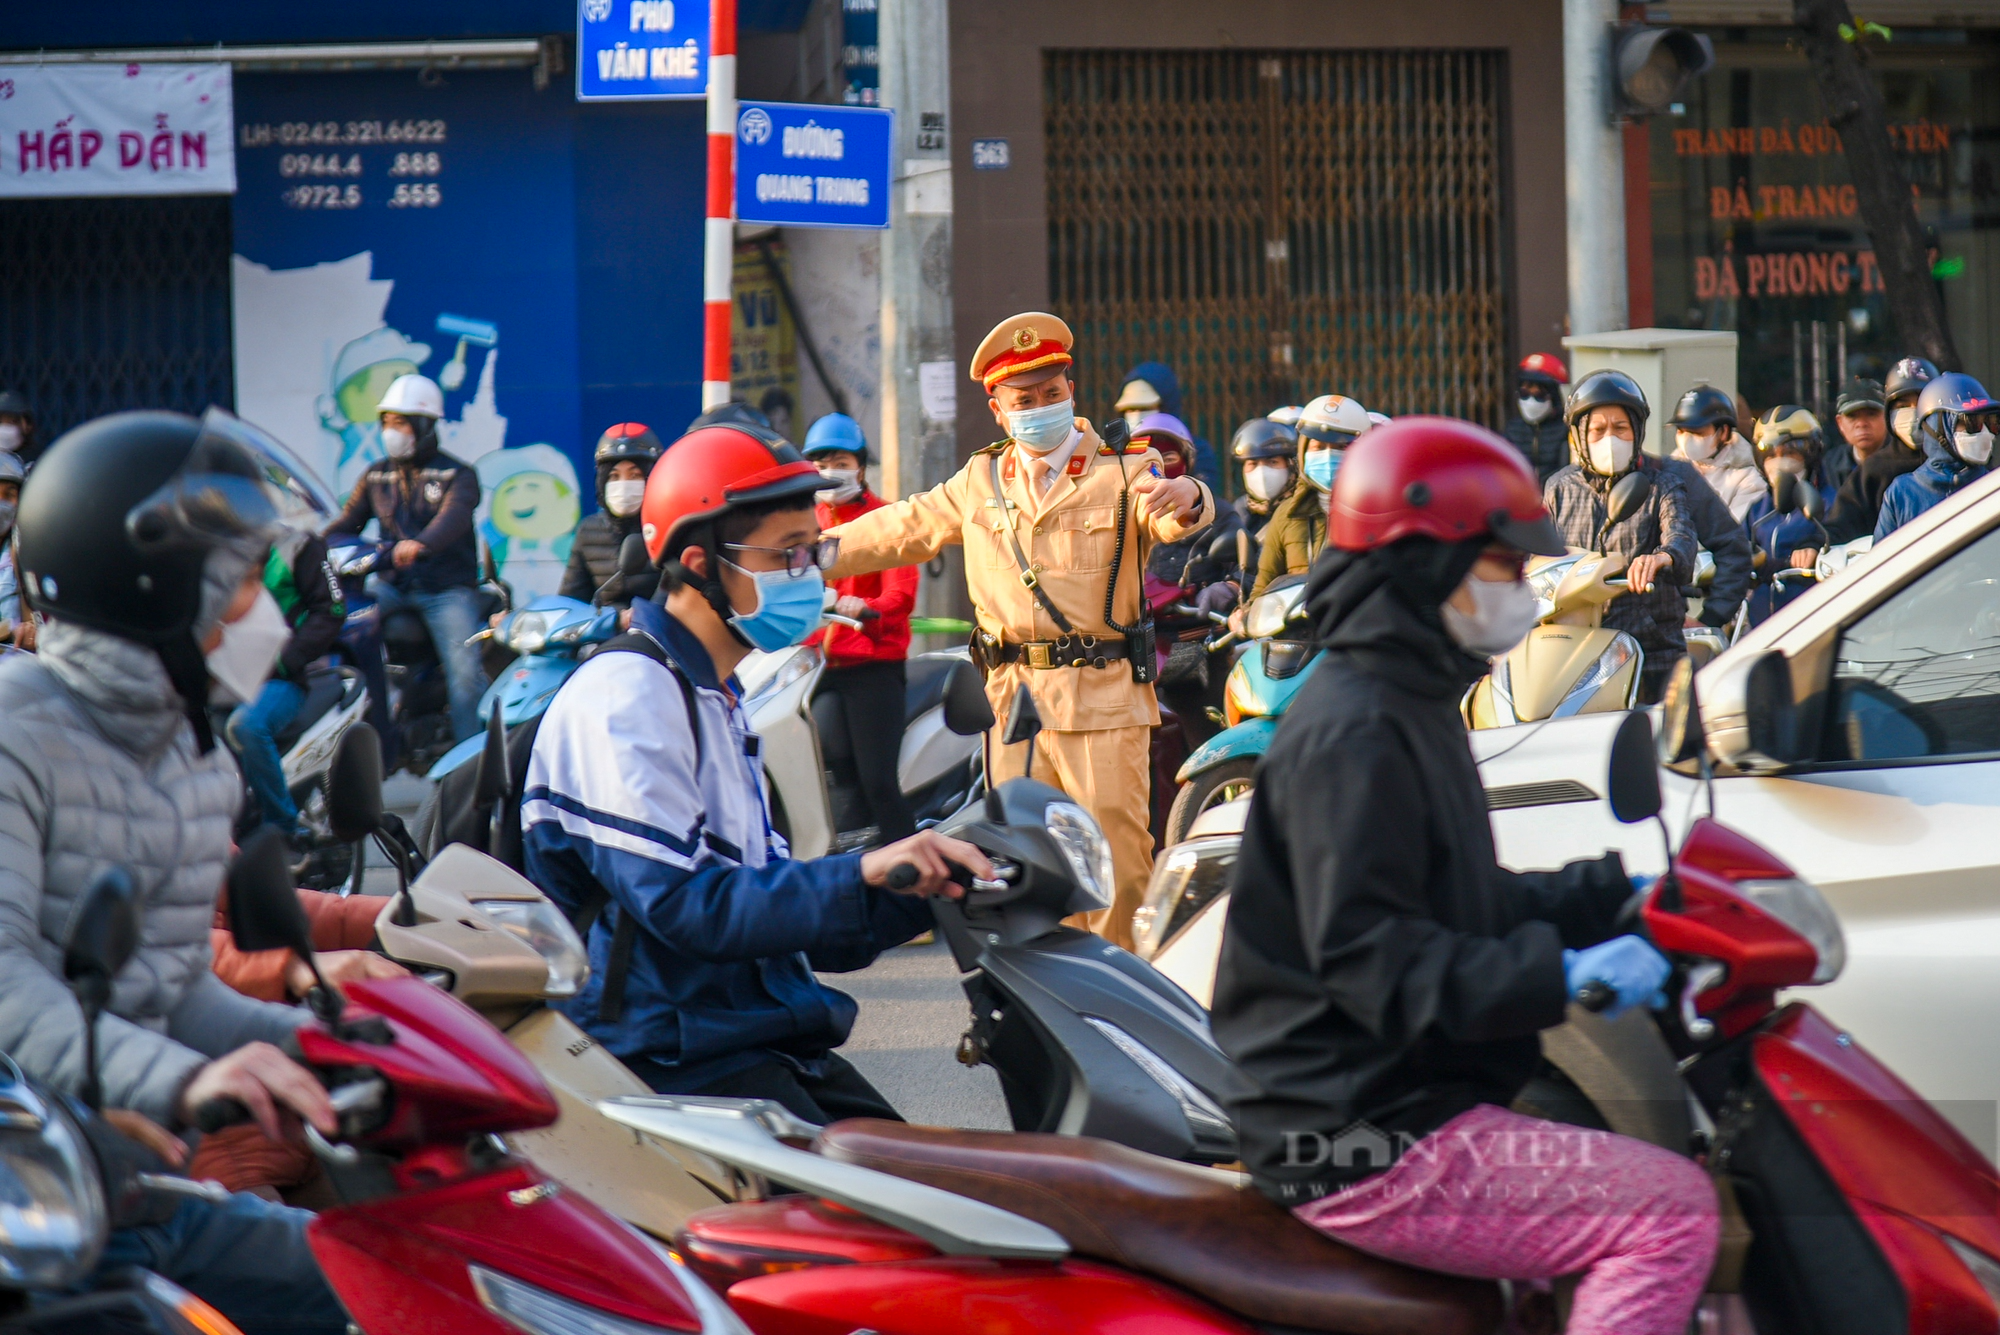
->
xmin=735 ymin=100 xmax=892 ymax=230
xmin=577 ymin=0 xmax=709 ymax=101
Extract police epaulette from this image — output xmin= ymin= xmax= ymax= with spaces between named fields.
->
xmin=975 ymin=440 xmax=1009 ymax=455
xmin=1102 ymin=441 xmax=1153 ymax=455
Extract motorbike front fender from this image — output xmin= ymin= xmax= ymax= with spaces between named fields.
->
xmin=1176 ymin=717 xmax=1278 ymax=784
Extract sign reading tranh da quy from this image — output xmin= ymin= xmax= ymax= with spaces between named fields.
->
xmin=735 ymin=101 xmax=892 ymax=230
xmin=0 ymin=64 xmax=235 ymax=198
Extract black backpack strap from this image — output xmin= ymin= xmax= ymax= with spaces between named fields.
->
xmin=579 ymin=630 xmax=704 ymax=1023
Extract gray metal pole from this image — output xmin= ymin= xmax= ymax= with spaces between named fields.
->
xmin=1564 ymin=0 xmax=1628 ymax=338
xmin=877 ymin=0 xmax=956 ymax=515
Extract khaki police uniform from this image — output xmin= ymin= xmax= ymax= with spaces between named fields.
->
xmin=825 ymin=313 xmax=1214 ymax=948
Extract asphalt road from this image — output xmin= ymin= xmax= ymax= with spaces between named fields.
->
xmin=376 ymin=773 xmax=1009 ymax=1130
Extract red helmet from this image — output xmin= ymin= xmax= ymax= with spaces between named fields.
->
xmin=1328 ymin=416 xmax=1564 ymax=556
xmin=641 ymin=423 xmax=823 ymax=563
xmin=1518 ymin=352 xmax=1569 ymax=386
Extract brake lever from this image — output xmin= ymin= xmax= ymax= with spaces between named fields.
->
xmin=1679 ymin=961 xmax=1726 ymax=1042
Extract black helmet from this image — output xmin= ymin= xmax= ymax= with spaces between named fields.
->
xmin=18 ymin=409 xmax=281 ymax=744
xmin=1231 ymin=417 xmax=1298 ymax=462
xmin=1884 ymin=356 xmax=1939 ymax=408
xmin=1565 ymin=369 xmax=1651 ymax=443
xmin=594 ymin=422 xmax=664 ymax=470
xmin=1753 ymin=405 xmax=1824 ymax=467
xmin=0 ymin=390 xmax=29 ymax=419
xmin=1667 ymin=384 xmax=1736 ymax=433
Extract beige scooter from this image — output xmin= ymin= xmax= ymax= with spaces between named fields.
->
xmin=1462 ymin=549 xmax=1644 ymax=728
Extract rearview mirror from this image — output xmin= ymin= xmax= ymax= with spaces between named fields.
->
xmin=227 ymin=827 xmax=315 ymax=958
xmin=64 ymin=868 xmax=139 ymax=1002
xmin=1606 ymin=710 xmax=1663 ymax=824
xmin=1743 ymin=650 xmax=1803 ymax=767
xmin=1605 ymin=470 xmax=1653 ymax=528
xmin=1771 ymin=469 xmax=1801 ymax=515
xmin=1000 ymin=688 xmax=1043 ymax=747
xmin=617 ymin=532 xmax=651 ymax=578
xmin=326 ymin=723 xmax=385 ymax=843
xmin=942 ymin=661 xmax=995 ymax=737
xmin=1655 ymin=656 xmax=1704 ymax=766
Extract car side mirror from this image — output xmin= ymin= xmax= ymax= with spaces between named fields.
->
xmin=1000 ymin=687 xmax=1043 ymax=747
xmin=618 ymin=532 xmax=651 ymax=578
xmin=1655 ymin=656 xmax=1704 ymax=766
xmin=1743 ymin=649 xmax=1803 ymax=766
xmin=1605 ymin=470 xmax=1653 ymax=527
xmin=62 ymin=866 xmax=138 ymax=1110
xmin=942 ymin=661 xmax=995 ymax=737
xmin=326 ymin=723 xmax=385 ymax=843
xmin=1606 ymin=710 xmax=1663 ymax=824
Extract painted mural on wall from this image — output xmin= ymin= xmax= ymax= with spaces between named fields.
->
xmin=229 ymin=70 xmax=584 ymax=598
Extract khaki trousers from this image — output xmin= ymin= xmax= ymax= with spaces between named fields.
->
xmin=989 ymin=723 xmax=1154 ymax=950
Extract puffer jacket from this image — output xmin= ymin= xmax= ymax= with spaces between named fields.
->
xmin=559 ymin=510 xmax=659 ymax=608
xmin=1543 ymin=456 xmax=1698 ymax=679
xmin=0 ymin=623 xmax=302 ymax=1125
xmin=1249 ymin=483 xmax=1326 ymax=599
xmin=1874 ymin=435 xmax=1990 ymax=542
xmin=1503 ymin=414 xmax=1568 ymax=485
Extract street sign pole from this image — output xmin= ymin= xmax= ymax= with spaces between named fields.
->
xmin=702 ymin=0 xmax=737 ymax=410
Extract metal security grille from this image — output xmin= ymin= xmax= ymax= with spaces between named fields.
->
xmin=0 ymin=196 xmax=234 ymax=441
xmin=1046 ymin=49 xmax=1509 ymax=466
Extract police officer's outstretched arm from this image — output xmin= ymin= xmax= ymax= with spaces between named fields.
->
xmin=824 ymin=468 xmax=977 ymax=580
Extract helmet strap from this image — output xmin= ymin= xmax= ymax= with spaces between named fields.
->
xmin=157 ymin=634 xmax=217 ymax=755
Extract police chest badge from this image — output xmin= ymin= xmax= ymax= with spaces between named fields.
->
xmin=424 ymin=479 xmax=443 ymax=504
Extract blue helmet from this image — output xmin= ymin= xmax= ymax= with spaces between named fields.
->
xmin=1916 ymin=372 xmax=1999 ymax=460
xmin=803 ymin=412 xmax=868 ymax=464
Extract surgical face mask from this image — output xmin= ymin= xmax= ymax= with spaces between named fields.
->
xmin=0 ymin=425 xmax=20 ymax=454
xmin=1005 ymin=398 xmax=1077 ymax=453
xmin=1244 ymin=462 xmax=1290 ymax=501
xmin=1893 ymin=404 xmax=1919 ymax=446
xmin=816 ymin=467 xmax=862 ymax=504
xmin=724 ymin=560 xmax=827 ymax=652
xmin=1676 ymin=428 xmax=1718 ymax=464
xmin=1439 ymin=574 xmax=1539 ymax=659
xmin=206 ymin=587 xmax=290 ymax=705
xmin=1518 ymin=395 xmax=1555 ymax=424
xmin=1585 ymin=434 xmax=1634 ymax=476
xmin=1123 ymin=409 xmax=1147 ymax=427
xmin=604 ymin=478 xmax=646 ymax=517
xmin=382 ymin=425 xmax=417 ymax=459
xmin=1303 ymin=447 xmax=1341 ymax=492
xmin=1955 ymin=428 xmax=1995 ymax=466
xmin=1767 ymin=455 xmax=1806 ymax=479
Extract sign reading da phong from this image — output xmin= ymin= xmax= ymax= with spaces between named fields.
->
xmin=577 ymin=0 xmax=709 ymax=100
xmin=734 ymin=101 xmax=892 ymax=230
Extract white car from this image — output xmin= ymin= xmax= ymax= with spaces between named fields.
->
xmin=1147 ymin=470 xmax=2000 ymax=1153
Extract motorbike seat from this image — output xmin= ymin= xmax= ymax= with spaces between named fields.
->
xmin=380 ymin=608 xmax=435 ymax=661
xmin=816 ymin=1120 xmax=1499 ymax=1335
xmin=902 ymin=656 xmax=959 ymax=728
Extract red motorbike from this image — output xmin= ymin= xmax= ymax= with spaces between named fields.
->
xmin=602 ymin=702 xmax=2000 ymax=1335
xmin=209 ymin=828 xmax=745 ymax=1335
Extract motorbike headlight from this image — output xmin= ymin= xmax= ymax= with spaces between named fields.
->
xmin=1526 ymin=554 xmax=1581 ymax=610
xmin=1134 ymin=836 xmax=1238 ymax=961
xmin=741 ymin=646 xmax=820 ymax=707
xmin=1242 ymin=587 xmax=1301 ymax=640
xmin=471 ymin=1262 xmax=750 ymax=1335
xmin=1738 ymin=878 xmax=1846 ymax=984
xmin=471 ymin=899 xmax=591 ymax=998
xmin=0 ymin=1059 xmax=106 ymax=1290
xmin=506 ymin=611 xmax=550 ymax=656
xmin=1045 ymin=802 xmax=1116 ymax=914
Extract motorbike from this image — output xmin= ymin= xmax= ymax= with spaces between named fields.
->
xmin=225 ymin=660 xmax=372 ymax=891
xmin=1165 ymin=572 xmax=1318 ymax=845
xmin=325 ymin=540 xmax=511 ymax=777
xmin=604 ymin=691 xmax=2000 ymax=1335
xmin=193 ymin=827 xmax=748 ymax=1335
xmin=1461 ymin=547 xmax=1645 ymax=728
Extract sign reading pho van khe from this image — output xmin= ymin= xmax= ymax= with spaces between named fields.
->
xmin=0 ymin=64 xmax=236 ymax=197
xmin=577 ymin=0 xmax=710 ymax=100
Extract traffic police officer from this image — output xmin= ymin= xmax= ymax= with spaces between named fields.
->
xmin=824 ymin=312 xmax=1214 ymax=949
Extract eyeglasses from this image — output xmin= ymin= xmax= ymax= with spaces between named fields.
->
xmin=1518 ymin=384 xmax=1554 ymax=401
xmin=722 ymin=537 xmax=839 ymax=577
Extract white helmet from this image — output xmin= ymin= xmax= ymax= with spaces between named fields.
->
xmin=376 ymin=373 xmax=445 ymax=419
xmin=1297 ymin=394 xmax=1372 ymax=446
xmin=1267 ymin=404 xmax=1304 ymax=428
xmin=1367 ymin=411 xmax=1393 ymax=428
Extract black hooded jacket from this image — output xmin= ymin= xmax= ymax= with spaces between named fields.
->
xmin=1210 ymin=543 xmax=1632 ymax=1206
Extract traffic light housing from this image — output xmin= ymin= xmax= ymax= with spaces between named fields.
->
xmin=1613 ymin=24 xmax=1714 ymax=117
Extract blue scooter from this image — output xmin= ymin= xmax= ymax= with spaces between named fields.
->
xmin=1163 ymin=573 xmax=1320 ymax=844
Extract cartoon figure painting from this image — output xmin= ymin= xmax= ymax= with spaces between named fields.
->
xmin=316 ymin=325 xmax=433 ymax=480
xmin=475 ymin=443 xmax=580 ymax=600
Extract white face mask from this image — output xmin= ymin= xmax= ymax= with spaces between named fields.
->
xmin=816 ymin=467 xmax=863 ymax=504
xmin=1440 ymin=574 xmax=1539 ymax=659
xmin=1518 ymin=395 xmax=1555 ymax=424
xmin=1893 ymin=404 xmax=1919 ymax=446
xmin=1955 ymin=429 xmax=1995 ymax=466
xmin=1676 ymin=429 xmax=1718 ymax=464
xmin=207 ymin=588 xmax=290 ymax=705
xmin=1586 ymin=435 xmax=1635 ymax=476
xmin=603 ymin=478 xmax=646 ymax=517
xmin=0 ymin=424 xmax=20 ymax=454
xmin=1244 ymin=462 xmax=1290 ymax=502
xmin=1767 ymin=455 xmax=1806 ymax=480
xmin=382 ymin=425 xmax=417 ymax=459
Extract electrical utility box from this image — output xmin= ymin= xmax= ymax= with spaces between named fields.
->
xmin=1562 ymin=328 xmax=1739 ymax=458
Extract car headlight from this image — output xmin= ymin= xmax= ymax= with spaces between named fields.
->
xmin=1738 ymin=878 xmax=1845 ymax=984
xmin=471 ymin=899 xmax=591 ymax=998
xmin=1134 ymin=836 xmax=1238 ymax=960
xmin=1242 ymin=587 xmax=1301 ymax=640
xmin=0 ymin=1057 xmax=106 ymax=1290
xmin=1045 ymin=802 xmax=1115 ymax=914
xmin=507 ymin=611 xmax=550 ymax=656
xmin=471 ymin=1262 xmax=749 ymax=1335
xmin=1082 ymin=1017 xmax=1236 ymax=1158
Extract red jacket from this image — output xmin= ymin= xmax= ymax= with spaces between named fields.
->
xmin=819 ymin=491 xmax=918 ymax=666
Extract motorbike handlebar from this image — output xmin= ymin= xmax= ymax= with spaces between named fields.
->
xmin=886 ymin=859 xmax=1014 ymax=894
xmin=1573 ymin=980 xmax=1617 ymax=1014
xmin=191 ymin=1097 xmax=254 ymax=1134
